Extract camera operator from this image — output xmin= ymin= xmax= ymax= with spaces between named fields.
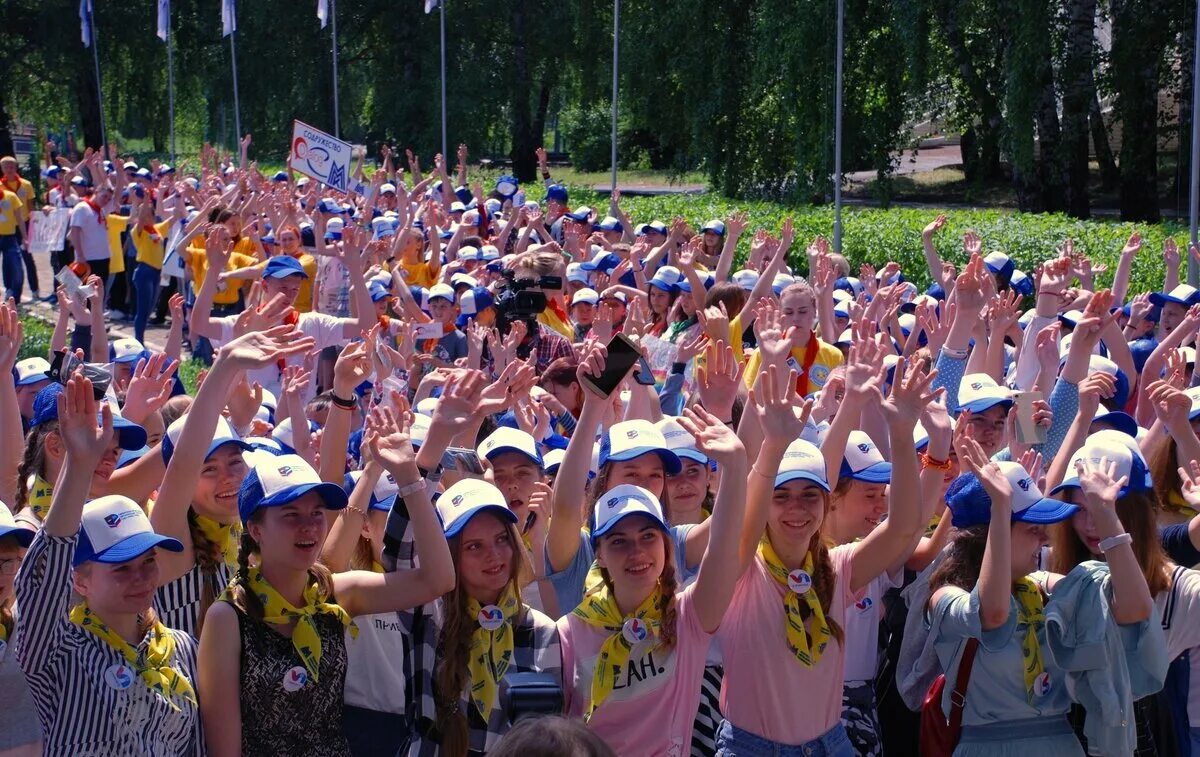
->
xmin=490 ymin=249 xmax=573 ymax=373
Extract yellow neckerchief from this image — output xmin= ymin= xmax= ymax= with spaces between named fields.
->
xmin=28 ymin=475 xmax=53 ymax=521
xmin=925 ymin=513 xmax=942 ymax=537
xmin=539 ymin=301 xmax=575 ymax=340
xmin=193 ymin=514 xmax=239 ymax=569
xmin=758 ymin=537 xmax=832 ymax=668
xmin=371 ymin=560 xmax=385 ymax=574
xmin=571 ymin=582 xmax=667 ymax=719
xmin=1013 ymin=577 xmax=1046 ymax=701
xmin=228 ymin=567 xmax=357 ymax=681
xmin=68 ymin=602 xmax=197 ymax=710
xmin=1165 ymin=489 xmax=1199 ymax=519
xmin=465 ymin=584 xmax=520 ymax=718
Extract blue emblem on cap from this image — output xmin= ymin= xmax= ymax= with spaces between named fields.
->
xmin=1018 ymin=478 xmax=1031 ymax=491
xmin=278 ymin=466 xmax=295 ymax=477
xmin=626 ymin=430 xmax=638 ymax=439
xmin=971 ymin=382 xmax=984 ymax=390
xmin=857 ymin=443 xmax=871 ymax=453
xmin=607 ymin=497 xmax=619 ymax=508
xmin=452 ymin=495 xmax=464 ymax=506
xmin=103 ymin=514 xmax=122 ymax=528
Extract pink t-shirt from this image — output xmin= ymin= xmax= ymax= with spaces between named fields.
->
xmin=557 ymin=584 xmax=711 ymax=757
xmin=717 ymin=543 xmax=858 ymax=745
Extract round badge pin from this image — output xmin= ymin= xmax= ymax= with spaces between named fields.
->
xmin=1033 ymin=671 xmax=1052 ymax=698
xmin=478 ymin=605 xmax=504 ymax=632
xmin=281 ymin=665 xmax=309 ymax=693
xmin=787 ymin=569 xmax=812 ymax=594
xmin=621 ymin=617 xmax=649 ymax=645
xmin=103 ymin=663 xmax=134 ymax=691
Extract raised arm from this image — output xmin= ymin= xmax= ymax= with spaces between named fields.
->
xmin=0 ymin=304 xmax=24 ymax=505
xmin=1111 ymin=232 xmax=1140 ymax=304
xmin=1076 ymin=458 xmax=1154 ymax=623
xmin=953 ymin=435 xmax=1013 ymax=630
xmin=187 ymin=227 xmax=233 ymax=341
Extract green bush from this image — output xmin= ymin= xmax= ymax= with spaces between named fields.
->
xmin=561 ymin=102 xmax=615 ymax=173
xmin=19 ymin=315 xmax=54 ymax=362
xmin=564 ymin=188 xmax=1183 ymax=298
xmin=176 ymin=357 xmax=207 ymax=395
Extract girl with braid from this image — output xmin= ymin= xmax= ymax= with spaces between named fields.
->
xmin=197 ymin=405 xmax=455 ymax=757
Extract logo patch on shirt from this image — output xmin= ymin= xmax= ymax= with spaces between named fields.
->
xmin=478 ymin=605 xmax=505 ymax=631
xmin=104 ymin=663 xmax=134 ymax=690
xmin=282 ymin=665 xmax=308 ymax=693
xmin=855 ymin=597 xmax=874 ymax=612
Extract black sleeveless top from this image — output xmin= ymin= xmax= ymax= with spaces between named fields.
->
xmin=232 ymin=603 xmax=351 ymax=756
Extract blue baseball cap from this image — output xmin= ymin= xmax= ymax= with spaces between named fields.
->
xmin=478 ymin=427 xmax=544 ymax=469
xmin=946 ymin=462 xmax=1077 ymax=527
xmin=591 ymin=484 xmax=669 ymax=542
xmin=566 ymin=206 xmax=593 ymax=224
xmin=598 ymin=216 xmax=623 ymax=233
xmin=73 ymin=495 xmax=183 ymax=566
xmin=841 ymin=431 xmax=892 ymax=484
xmin=264 ymin=256 xmax=309 ymax=280
xmin=544 ymin=184 xmax=569 ymax=204
xmin=29 ymin=384 xmax=146 ymax=449
xmin=598 ymin=420 xmax=681 ymax=474
xmin=110 ymin=338 xmax=148 ymax=365
xmin=272 ymin=171 xmax=289 ymax=182
xmin=1051 ymin=430 xmax=1153 ymax=498
xmin=13 ymin=357 xmax=51 ymax=386
xmin=580 ymin=249 xmax=622 ymax=273
xmin=368 ymin=283 xmax=392 ymax=303
xmin=238 ymin=454 xmax=348 ymax=524
xmin=161 ymin=414 xmax=251 ymax=465
xmin=1150 ymin=285 xmax=1200 ymax=308
xmin=701 ymin=219 xmax=725 ymax=236
xmin=648 ymin=266 xmax=682 ymax=293
xmin=774 ymin=439 xmax=831 ymax=491
xmin=0 ymin=506 xmax=32 ymax=547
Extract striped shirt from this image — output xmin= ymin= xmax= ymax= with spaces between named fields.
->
xmin=154 ymin=561 xmax=231 ymax=639
xmin=14 ymin=531 xmax=202 ymax=756
xmin=406 ymin=599 xmax=562 ymax=756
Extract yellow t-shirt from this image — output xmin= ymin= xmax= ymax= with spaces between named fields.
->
xmin=0 ymin=177 xmax=34 ymax=223
xmin=106 ymin=214 xmax=128 ymax=274
xmin=0 ymin=189 xmax=20 ymax=235
xmin=398 ymin=259 xmax=438 ymax=288
xmin=187 ymin=239 xmax=259 ymax=305
xmin=131 ymin=220 xmax=172 ymax=269
xmin=277 ymin=252 xmax=318 ymax=313
xmin=741 ymin=336 xmax=843 ymax=396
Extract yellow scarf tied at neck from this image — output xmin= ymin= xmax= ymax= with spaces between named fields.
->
xmin=466 ymin=584 xmax=520 ymax=718
xmin=1166 ymin=489 xmax=1199 ymax=519
xmin=571 ymin=584 xmax=666 ymax=720
xmin=193 ymin=515 xmax=239 ymax=569
xmin=69 ymin=603 xmax=197 ymax=710
xmin=232 ymin=567 xmax=357 ymax=681
xmin=759 ymin=538 xmax=831 ymax=668
xmin=1013 ymin=577 xmax=1046 ymax=701
xmin=28 ymin=475 xmax=53 ymax=521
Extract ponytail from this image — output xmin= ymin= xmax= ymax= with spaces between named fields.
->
xmin=187 ymin=508 xmax=225 ymax=636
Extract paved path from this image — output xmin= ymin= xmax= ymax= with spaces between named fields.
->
xmin=846 ymin=144 xmax=963 ymax=182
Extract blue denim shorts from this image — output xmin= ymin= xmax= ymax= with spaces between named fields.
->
xmin=716 ymin=721 xmax=854 ymax=756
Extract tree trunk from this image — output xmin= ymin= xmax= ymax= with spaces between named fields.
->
xmin=77 ymin=60 xmax=103 ymax=150
xmin=1036 ymin=65 xmax=1066 ymax=212
xmin=1110 ymin=0 xmax=1167 ymax=221
xmin=1090 ymin=91 xmax=1119 ymax=190
xmin=1059 ymin=0 xmax=1096 ymax=217
xmin=508 ymin=0 xmax=536 ymax=182
xmin=936 ymin=1 xmax=1004 ymax=182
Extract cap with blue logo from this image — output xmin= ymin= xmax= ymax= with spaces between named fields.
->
xmin=946 ymin=462 xmax=1077 ymax=527
xmin=437 ymin=478 xmax=518 ymax=538
xmin=572 ymin=288 xmax=600 ymax=306
xmin=592 ymin=484 xmax=669 ymax=540
xmin=344 ymin=469 xmax=402 ymax=512
xmin=110 ymin=338 xmax=148 ymax=365
xmin=598 ymin=420 xmax=682 ymax=474
xmin=1050 ymin=430 xmax=1152 ymax=498
xmin=956 ymin=373 xmax=1013 ymax=415
xmin=73 ymin=495 xmax=184 ymax=566
xmin=238 ymin=454 xmax=348 ymax=524
xmin=648 ymin=266 xmax=682 ymax=293
xmin=774 ymin=439 xmax=830 ymax=491
xmin=264 ymin=255 xmax=309 ymax=280
xmin=841 ymin=431 xmax=892 ymax=483
xmin=478 ymin=427 xmax=544 ymax=469
xmin=656 ymin=417 xmax=710 ymax=467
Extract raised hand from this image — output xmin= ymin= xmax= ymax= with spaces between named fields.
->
xmin=749 ymin=363 xmax=812 ymax=443
xmin=1177 ymin=460 xmax=1200 ymax=509
xmin=955 ymin=433 xmax=1011 ymax=506
xmin=432 ymin=369 xmax=488 ymax=426
xmin=1147 ymin=380 xmax=1192 ymax=430
xmin=365 ymin=405 xmax=416 ymax=473
xmin=232 ymin=291 xmax=293 ymax=337
xmin=1076 ymin=371 xmax=1117 ymax=420
xmin=57 ymin=375 xmax=113 ymax=463
xmin=218 ymin=323 xmax=315 ymax=370
xmin=923 ymin=214 xmax=948 ymax=237
xmin=624 ymin=297 xmax=651 ymax=338
xmin=333 ymin=341 xmax=373 ymax=396
xmin=674 ymin=330 xmax=709 ymax=365
xmin=879 ymin=357 xmax=940 ymax=431
xmin=0 ymin=300 xmax=22 ymax=371
xmin=696 ymin=340 xmax=745 ymax=421
xmin=696 ymin=302 xmax=730 ymax=343
xmin=677 ymin=405 xmax=747 ymax=466
xmin=954 ymin=254 xmax=989 ymax=312
xmin=577 ymin=340 xmax=616 ymax=401
xmin=592 ymin=303 xmax=616 ymax=344
xmin=1164 ymin=238 xmax=1181 ymax=269
xmin=119 ymin=352 xmax=179 ymax=425
xmin=1076 ymin=456 xmax=1127 ymax=512
xmin=753 ymin=298 xmax=795 ymax=368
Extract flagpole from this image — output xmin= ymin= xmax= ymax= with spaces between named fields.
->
xmin=230 ymin=26 xmax=242 ymax=146
xmin=89 ymin=4 xmax=108 ymax=149
xmin=439 ymin=0 xmax=447 ymax=159
xmin=166 ymin=4 xmax=177 ymax=163
xmin=331 ymin=0 xmax=340 ymax=138
xmin=610 ymin=0 xmax=619 ymax=196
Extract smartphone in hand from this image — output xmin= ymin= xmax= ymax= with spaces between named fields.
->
xmin=1014 ymin=391 xmax=1046 ymax=446
xmin=579 ymin=333 xmax=642 ymax=398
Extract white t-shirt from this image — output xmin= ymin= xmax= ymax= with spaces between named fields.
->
xmin=1155 ymin=566 xmax=1200 ymax=722
xmin=343 ymin=612 xmax=408 ymax=713
xmin=316 ymin=256 xmax=351 ymax=317
xmin=213 ymin=311 xmax=348 ymax=399
xmin=68 ymin=200 xmax=111 ymax=261
xmin=841 ymin=567 xmax=901 ymax=682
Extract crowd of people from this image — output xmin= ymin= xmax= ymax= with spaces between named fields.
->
xmin=0 ymin=138 xmax=1197 ymax=757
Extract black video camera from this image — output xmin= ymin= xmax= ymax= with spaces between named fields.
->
xmin=494 ymin=270 xmax=563 ymax=356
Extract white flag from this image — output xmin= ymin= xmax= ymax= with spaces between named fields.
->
xmin=221 ymin=0 xmax=236 ymax=37
xmin=424 ymin=0 xmax=440 ymax=13
xmin=317 ymin=0 xmax=329 ymax=28
xmin=79 ymin=0 xmax=92 ymax=47
xmin=157 ymin=0 xmax=170 ymax=42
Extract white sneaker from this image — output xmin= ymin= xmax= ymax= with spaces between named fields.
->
xmin=108 ymin=309 xmax=128 ymax=321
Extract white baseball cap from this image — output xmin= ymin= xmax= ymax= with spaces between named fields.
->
xmin=73 ymin=495 xmax=183 ymax=566
xmin=655 ymin=417 xmax=709 ymax=466
xmin=238 ymin=454 xmax=348 ymax=523
xmin=1051 ymin=430 xmax=1152 ymax=497
xmin=913 ymin=415 xmax=956 ymax=451
xmin=13 ymin=357 xmax=50 ymax=386
xmin=572 ymin=288 xmax=600 ymax=306
xmin=162 ymin=413 xmax=251 ymax=464
xmin=380 ymin=182 xmax=397 ymax=195
xmin=110 ymin=337 xmax=147 ymax=364
xmin=344 ymin=469 xmax=401 ymax=512
xmin=592 ymin=484 xmax=669 ymax=540
xmin=543 ymin=448 xmax=566 ymax=474
xmin=947 ymin=461 xmax=1076 ymax=527
xmin=566 ymin=262 xmax=590 ymax=285
xmin=774 ymin=439 xmax=830 ymax=491
xmin=0 ymin=504 xmax=34 ymax=546
xmin=478 ymin=427 xmax=543 ymax=468
xmin=415 ymin=397 xmax=439 ymax=417
xmin=956 ymin=373 xmax=1013 ymax=414
xmin=450 ymin=272 xmax=478 ymax=288
xmin=1187 ymin=386 xmax=1200 ymax=421
xmin=841 ymin=431 xmax=892 ymax=483
xmin=732 ymin=269 xmax=759 ymax=291
xmin=428 ymin=283 xmax=456 ymax=303
xmin=598 ymin=420 xmax=682 ymax=474
xmin=437 ymin=478 xmax=518 ymax=538
xmin=409 ymin=413 xmax=431 ymax=450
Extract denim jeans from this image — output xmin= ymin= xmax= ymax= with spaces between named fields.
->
xmin=132 ymin=262 xmax=161 ymax=343
xmin=0 ymin=234 xmax=24 ymax=302
xmin=341 ymin=705 xmax=408 ymax=757
xmin=21 ymin=247 xmax=38 ymax=294
xmin=716 ymin=721 xmax=854 ymax=757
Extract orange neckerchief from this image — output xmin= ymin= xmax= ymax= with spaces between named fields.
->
xmin=794 ymin=333 xmax=821 ymax=397
xmin=422 ymin=321 xmax=455 ymax=353
xmin=1 ymin=177 xmax=22 ymax=195
xmin=84 ymin=198 xmax=107 ymax=227
xmin=540 ymin=299 xmax=573 ymax=339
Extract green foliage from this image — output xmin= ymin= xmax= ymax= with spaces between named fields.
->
xmin=560 ymin=102 xmax=613 ymax=172
xmin=569 ymin=187 xmax=1180 ymax=296
xmin=176 ymin=357 xmax=206 ymax=395
xmin=18 ymin=314 xmax=53 ymax=363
